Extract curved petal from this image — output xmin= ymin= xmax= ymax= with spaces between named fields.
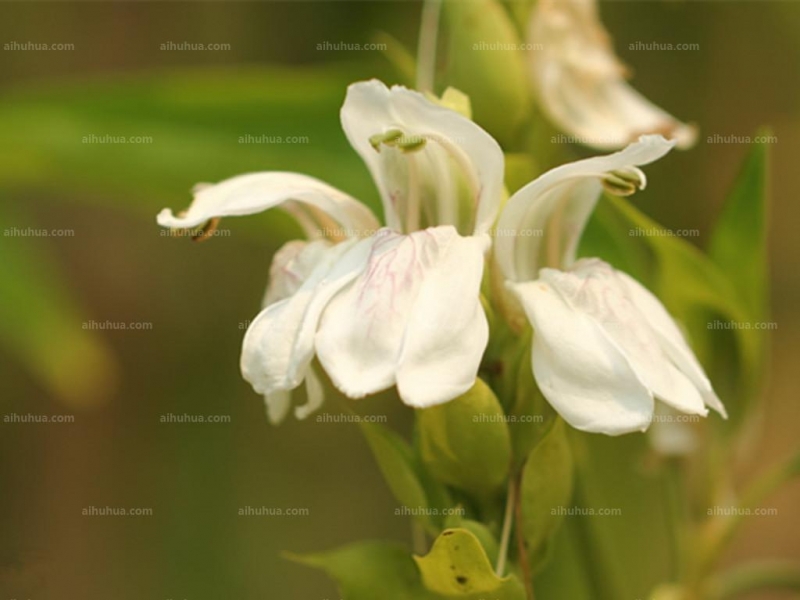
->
xmin=156 ymin=171 xmax=380 ymax=240
xmin=263 ymin=239 xmax=334 ymax=307
xmin=315 ymin=226 xmax=489 ymax=406
xmin=341 ymin=80 xmax=504 ymax=236
xmin=616 ymin=270 xmax=727 ymax=417
xmin=396 ymin=234 xmax=490 ymax=407
xmin=240 ymin=237 xmax=373 ymax=401
xmin=529 ymin=0 xmax=696 ymax=151
xmin=541 ymin=260 xmax=707 ymax=417
xmin=495 ymin=135 xmax=673 ymax=282
xmin=509 ymin=278 xmax=654 ymax=435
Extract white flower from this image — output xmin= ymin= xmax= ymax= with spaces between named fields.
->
xmin=157 ymin=80 xmax=504 ymax=422
xmin=495 ymin=135 xmax=725 ymax=435
xmin=528 ymin=0 xmax=696 ymax=150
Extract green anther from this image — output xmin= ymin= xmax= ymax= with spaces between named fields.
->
xmin=369 ymin=129 xmax=404 ymax=152
xmin=395 ymin=135 xmax=427 ymax=152
xmin=608 ymin=168 xmax=643 ymax=186
xmin=601 ymin=173 xmax=638 ymax=197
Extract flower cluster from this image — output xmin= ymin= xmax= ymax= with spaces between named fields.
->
xmin=158 ymin=79 xmax=724 ymax=436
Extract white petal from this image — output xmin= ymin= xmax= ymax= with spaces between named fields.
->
xmin=509 ymin=279 xmax=654 ymax=435
xmin=264 ymin=390 xmax=292 ymax=425
xmin=315 ymin=226 xmax=489 ymax=405
xmin=541 ymin=261 xmax=707 ymax=417
xmin=495 ymin=135 xmax=673 ymax=282
xmin=156 ymin=171 xmax=379 ymax=240
xmin=295 ymin=367 xmax=325 ymax=420
xmin=529 ymin=0 xmax=696 ymax=151
xmin=396 ymin=234 xmax=490 ymax=407
xmin=341 ymin=80 xmax=504 ymax=236
xmin=616 ymin=270 xmax=727 ymax=417
xmin=240 ymin=238 xmax=373 ymax=398
xmin=263 ymin=239 xmax=334 ymax=307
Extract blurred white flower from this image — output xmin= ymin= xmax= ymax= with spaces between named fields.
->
xmin=157 ymin=80 xmax=504 ymax=421
xmin=495 ymin=135 xmax=725 ymax=435
xmin=528 ymin=0 xmax=696 ymax=150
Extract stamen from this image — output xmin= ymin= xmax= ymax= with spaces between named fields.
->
xmin=192 ymin=217 xmax=221 ymax=243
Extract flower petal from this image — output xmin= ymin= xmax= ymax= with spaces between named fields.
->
xmin=616 ymin=270 xmax=727 ymax=417
xmin=156 ymin=171 xmax=379 ymax=240
xmin=315 ymin=226 xmax=489 ymax=405
xmin=240 ymin=237 xmax=373 ymax=400
xmin=509 ymin=278 xmax=654 ymax=435
xmin=341 ymin=80 xmax=504 ymax=236
xmin=541 ymin=260 xmax=707 ymax=417
xmin=395 ymin=234 xmax=490 ymax=407
xmin=495 ymin=135 xmax=673 ymax=282
xmin=529 ymin=0 xmax=696 ymax=151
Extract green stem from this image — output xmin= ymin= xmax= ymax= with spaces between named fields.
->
xmin=416 ymin=0 xmax=443 ymax=92
xmin=495 ymin=476 xmax=515 ymax=576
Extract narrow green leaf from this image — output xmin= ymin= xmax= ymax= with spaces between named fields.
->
xmin=708 ymin=133 xmax=770 ymax=319
xmin=520 ymin=418 xmax=574 ymax=572
xmin=359 ymin=421 xmax=433 ymax=533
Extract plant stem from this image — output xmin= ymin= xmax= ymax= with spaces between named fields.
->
xmin=495 ymin=476 xmax=515 ymax=576
xmin=513 ymin=470 xmax=535 ymax=600
xmin=416 ymin=0 xmax=443 ymax=92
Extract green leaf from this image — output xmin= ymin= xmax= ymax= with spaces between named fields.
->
xmin=708 ymin=133 xmax=770 ymax=319
xmin=442 ymin=0 xmax=530 ymax=147
xmin=416 ymin=379 xmax=512 ymax=498
xmin=520 ymin=418 xmax=574 ymax=572
xmin=287 ymin=541 xmax=438 ymax=600
xmin=414 ymin=529 xmax=525 ymax=598
xmin=507 ymin=341 xmax=557 ymax=468
xmin=359 ymin=421 xmax=434 ymax=533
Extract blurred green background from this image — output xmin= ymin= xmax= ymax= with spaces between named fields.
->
xmin=0 ymin=1 xmax=798 ymax=598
